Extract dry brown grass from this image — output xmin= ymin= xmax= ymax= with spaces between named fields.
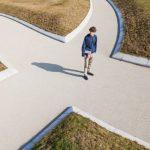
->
xmin=0 ymin=61 xmax=7 ymax=71
xmin=113 ymin=0 xmax=150 ymax=58
xmin=33 ymin=113 xmax=149 ymax=150
xmin=0 ymin=0 xmax=89 ymax=35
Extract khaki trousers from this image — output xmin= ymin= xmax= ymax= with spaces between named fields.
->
xmin=84 ymin=56 xmax=93 ymax=74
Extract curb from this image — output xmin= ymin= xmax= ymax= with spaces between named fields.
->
xmin=112 ymin=52 xmax=150 ymax=67
xmin=73 ymin=106 xmax=150 ymax=149
xmin=21 ymin=106 xmax=150 ymax=149
xmin=0 ymin=0 xmax=93 ymax=43
xmin=107 ymin=0 xmax=150 ymax=68
xmin=0 ymin=54 xmax=18 ymax=82
xmin=20 ymin=107 xmax=73 ymax=150
xmin=106 ymin=0 xmax=124 ymax=56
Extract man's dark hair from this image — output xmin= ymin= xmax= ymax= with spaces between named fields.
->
xmin=89 ymin=26 xmax=97 ymax=32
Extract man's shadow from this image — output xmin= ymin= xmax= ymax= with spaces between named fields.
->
xmin=32 ymin=62 xmax=84 ymax=78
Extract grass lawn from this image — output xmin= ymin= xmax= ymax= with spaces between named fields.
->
xmin=113 ymin=0 xmax=150 ymax=58
xmin=33 ymin=113 xmax=149 ymax=150
xmin=0 ymin=0 xmax=89 ymax=36
xmin=0 ymin=61 xmax=7 ymax=71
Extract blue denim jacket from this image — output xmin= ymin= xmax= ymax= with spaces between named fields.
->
xmin=82 ymin=34 xmax=97 ymax=57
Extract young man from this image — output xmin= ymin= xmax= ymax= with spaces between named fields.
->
xmin=82 ymin=26 xmax=97 ymax=80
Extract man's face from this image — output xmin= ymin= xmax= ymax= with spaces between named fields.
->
xmin=90 ymin=32 xmax=95 ymax=36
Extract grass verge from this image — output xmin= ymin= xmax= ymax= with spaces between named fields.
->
xmin=0 ymin=61 xmax=7 ymax=72
xmin=113 ymin=0 xmax=150 ymax=58
xmin=33 ymin=113 xmax=149 ymax=150
xmin=0 ymin=0 xmax=89 ymax=36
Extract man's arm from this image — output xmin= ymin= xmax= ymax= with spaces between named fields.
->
xmin=94 ymin=35 xmax=97 ymax=53
xmin=82 ymin=37 xmax=86 ymax=57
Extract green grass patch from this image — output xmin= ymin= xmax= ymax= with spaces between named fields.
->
xmin=0 ymin=0 xmax=89 ymax=36
xmin=113 ymin=0 xmax=150 ymax=58
xmin=0 ymin=61 xmax=7 ymax=72
xmin=33 ymin=113 xmax=149 ymax=150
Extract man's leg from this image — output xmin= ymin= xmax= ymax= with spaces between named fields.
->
xmin=87 ymin=56 xmax=94 ymax=76
xmin=84 ymin=56 xmax=89 ymax=80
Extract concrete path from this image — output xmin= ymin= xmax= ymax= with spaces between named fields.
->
xmin=0 ymin=0 xmax=150 ymax=149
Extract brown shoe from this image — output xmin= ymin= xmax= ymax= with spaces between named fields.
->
xmin=87 ymin=72 xmax=94 ymax=76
